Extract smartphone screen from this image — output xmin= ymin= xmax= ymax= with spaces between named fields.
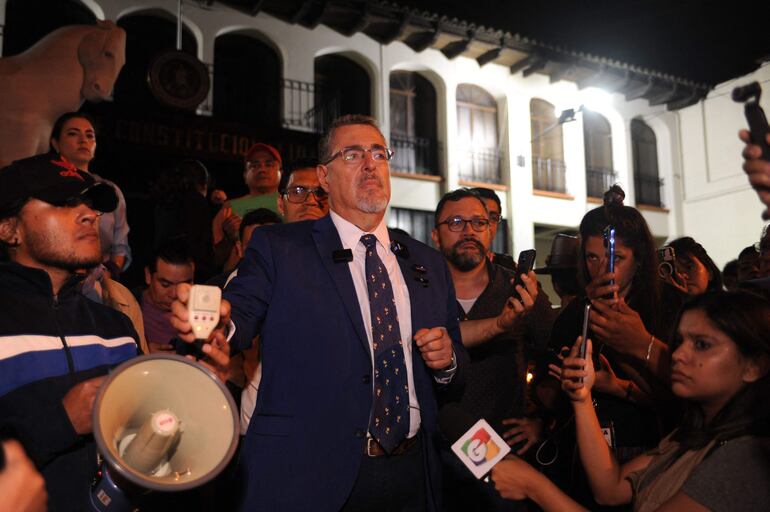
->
xmin=603 ymin=225 xmax=616 ymax=298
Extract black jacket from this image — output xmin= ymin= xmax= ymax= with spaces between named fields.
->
xmin=0 ymin=263 xmax=139 ymax=512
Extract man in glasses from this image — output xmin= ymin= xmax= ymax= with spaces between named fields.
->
xmin=432 ymin=188 xmax=554 ymax=512
xmin=172 ymin=114 xmax=467 ymax=512
xmin=470 ymin=186 xmax=516 ymax=269
xmin=277 ymin=157 xmax=329 ymax=222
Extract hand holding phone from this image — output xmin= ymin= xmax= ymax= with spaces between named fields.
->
xmin=579 ymin=302 xmax=591 ymax=359
xmin=510 ymin=249 xmax=536 ymax=302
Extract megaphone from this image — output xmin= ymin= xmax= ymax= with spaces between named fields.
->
xmin=90 ymin=354 xmax=239 ymax=511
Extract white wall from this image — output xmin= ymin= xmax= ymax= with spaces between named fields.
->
xmin=675 ymin=63 xmax=770 ymax=267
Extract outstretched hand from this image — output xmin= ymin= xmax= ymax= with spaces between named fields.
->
xmin=170 ymin=283 xmax=233 ymax=383
xmin=557 ymin=336 xmax=595 ymax=402
xmin=497 ymin=271 xmax=538 ymax=332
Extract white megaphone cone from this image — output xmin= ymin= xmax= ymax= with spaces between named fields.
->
xmin=90 ymin=354 xmax=239 ymax=511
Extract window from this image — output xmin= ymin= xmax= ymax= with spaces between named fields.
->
xmin=388 ymin=208 xmax=434 ymax=246
xmin=389 ymin=72 xmax=439 ymax=175
xmin=530 ymin=99 xmax=566 ymax=192
xmin=631 ymin=119 xmax=662 ymax=206
xmin=583 ymin=110 xmax=614 ymax=197
xmin=456 ymin=84 xmax=502 ymax=183
xmin=314 ymin=54 xmax=371 ymax=133
xmin=214 ymin=33 xmax=281 ymax=127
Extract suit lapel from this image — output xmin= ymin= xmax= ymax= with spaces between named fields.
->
xmin=312 ymin=215 xmax=369 ymax=353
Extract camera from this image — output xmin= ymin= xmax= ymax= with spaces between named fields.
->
xmin=657 ymin=246 xmax=676 ymax=279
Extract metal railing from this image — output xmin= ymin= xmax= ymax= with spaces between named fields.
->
xmin=532 ymin=157 xmax=567 ymax=193
xmin=390 ymin=134 xmax=439 ymax=176
xmin=458 ymin=147 xmax=502 ymax=184
xmin=282 ymin=79 xmax=338 ymax=133
xmin=634 ymin=174 xmax=663 ymax=207
xmin=586 ymin=167 xmax=616 ymax=198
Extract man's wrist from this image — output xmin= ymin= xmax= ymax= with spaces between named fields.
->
xmin=433 ymin=351 xmax=457 ymax=384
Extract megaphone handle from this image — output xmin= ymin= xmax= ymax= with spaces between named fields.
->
xmin=90 ymin=465 xmax=134 ymax=512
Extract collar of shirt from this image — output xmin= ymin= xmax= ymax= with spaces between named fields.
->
xmin=329 ymin=210 xmax=391 ymax=253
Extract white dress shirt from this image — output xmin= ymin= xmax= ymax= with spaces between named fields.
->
xmin=330 ymin=210 xmax=421 ymax=438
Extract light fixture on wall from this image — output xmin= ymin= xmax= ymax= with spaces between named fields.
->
xmin=531 ymin=105 xmax=583 ymax=142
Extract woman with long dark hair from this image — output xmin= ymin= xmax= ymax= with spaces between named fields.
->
xmin=667 ymin=237 xmax=723 ymax=296
xmin=50 ymin=111 xmax=131 ymax=276
xmin=535 ymin=186 xmax=687 ymax=507
xmin=492 ymin=290 xmax=770 ymax=511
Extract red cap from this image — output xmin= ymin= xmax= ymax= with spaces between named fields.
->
xmin=244 ymin=143 xmax=281 ymax=165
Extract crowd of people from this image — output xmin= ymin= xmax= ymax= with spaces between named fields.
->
xmin=0 ymin=110 xmax=769 ymax=512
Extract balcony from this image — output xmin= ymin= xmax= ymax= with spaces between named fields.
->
xmin=532 ymin=157 xmax=567 ymax=193
xmin=390 ymin=134 xmax=440 ymax=176
xmin=586 ymin=167 xmax=616 ymax=198
xmin=282 ymin=79 xmax=338 ymax=134
xmin=634 ymin=174 xmax=663 ymax=207
xmin=458 ymin=147 xmax=502 ymax=184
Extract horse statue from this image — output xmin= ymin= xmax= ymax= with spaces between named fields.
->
xmin=0 ymin=21 xmax=126 ymax=168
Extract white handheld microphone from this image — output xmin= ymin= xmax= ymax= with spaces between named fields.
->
xmin=439 ymin=405 xmax=511 ymax=480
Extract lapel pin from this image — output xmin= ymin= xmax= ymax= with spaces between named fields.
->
xmin=390 ymin=240 xmax=410 ymax=259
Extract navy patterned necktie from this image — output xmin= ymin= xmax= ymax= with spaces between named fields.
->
xmin=360 ymin=234 xmax=410 ymax=453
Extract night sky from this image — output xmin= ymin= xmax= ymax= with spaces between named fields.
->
xmin=397 ymin=0 xmax=770 ymax=85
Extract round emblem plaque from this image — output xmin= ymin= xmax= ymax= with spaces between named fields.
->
xmin=148 ymin=50 xmax=210 ymax=110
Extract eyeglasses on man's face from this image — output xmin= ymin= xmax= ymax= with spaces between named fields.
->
xmin=488 ymin=211 xmax=502 ymax=224
xmin=322 ymin=145 xmax=394 ymax=166
xmin=282 ymin=185 xmax=328 ymax=204
xmin=436 ymin=216 xmax=490 ymax=232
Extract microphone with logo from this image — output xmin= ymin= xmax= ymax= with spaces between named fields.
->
xmin=439 ymin=404 xmax=511 ymax=482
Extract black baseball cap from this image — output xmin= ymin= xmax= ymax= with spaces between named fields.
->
xmin=0 ymin=153 xmax=118 ymax=216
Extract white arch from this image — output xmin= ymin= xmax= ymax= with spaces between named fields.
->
xmin=388 ymin=62 xmax=447 ymax=100
xmin=115 ymin=6 xmax=204 ymax=59
xmin=314 ymin=47 xmax=378 ymax=84
xmin=213 ymin=26 xmax=286 ymax=76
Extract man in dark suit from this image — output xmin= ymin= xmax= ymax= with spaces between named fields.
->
xmin=172 ymin=114 xmax=466 ymax=511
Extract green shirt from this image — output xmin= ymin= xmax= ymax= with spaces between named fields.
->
xmin=229 ymin=192 xmax=281 ymax=219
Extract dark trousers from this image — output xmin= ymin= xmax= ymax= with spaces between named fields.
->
xmin=340 ymin=434 xmax=427 ymax=512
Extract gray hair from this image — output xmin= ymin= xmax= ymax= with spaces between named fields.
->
xmin=318 ymin=114 xmax=384 ymax=164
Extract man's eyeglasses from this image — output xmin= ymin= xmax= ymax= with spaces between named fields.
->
xmin=282 ymin=185 xmax=328 ymax=204
xmin=488 ymin=211 xmax=502 ymax=224
xmin=436 ymin=216 xmax=490 ymax=232
xmin=322 ymin=145 xmax=394 ymax=166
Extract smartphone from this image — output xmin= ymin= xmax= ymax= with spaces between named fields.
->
xmin=603 ymin=225 xmax=616 ymax=298
xmin=657 ymin=246 xmax=676 ymax=279
xmin=579 ymin=302 xmax=591 ymax=359
xmin=510 ymin=249 xmax=537 ymax=300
